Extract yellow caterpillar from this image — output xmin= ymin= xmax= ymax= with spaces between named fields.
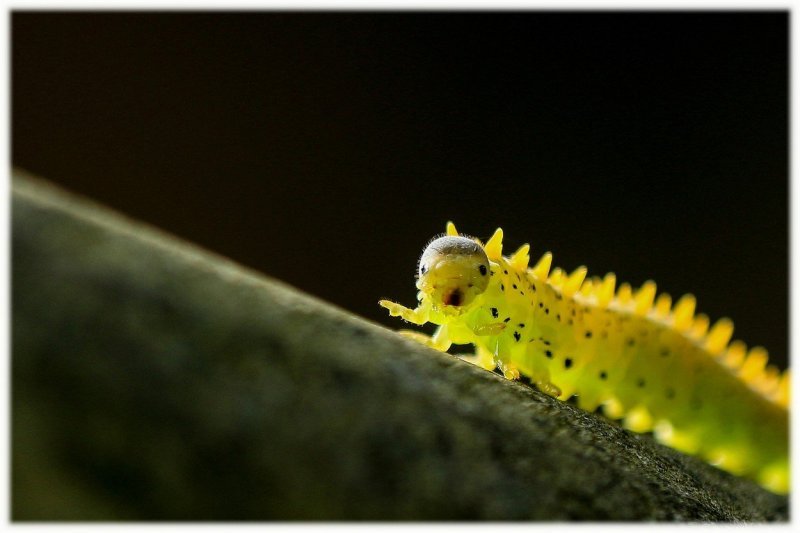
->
xmin=380 ymin=222 xmax=789 ymax=494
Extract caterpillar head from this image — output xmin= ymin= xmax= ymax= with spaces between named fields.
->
xmin=416 ymin=233 xmax=491 ymax=314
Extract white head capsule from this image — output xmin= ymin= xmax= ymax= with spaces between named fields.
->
xmin=417 ymin=235 xmax=491 ymax=312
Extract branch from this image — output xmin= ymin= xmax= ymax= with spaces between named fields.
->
xmin=11 ymin=169 xmax=787 ymax=521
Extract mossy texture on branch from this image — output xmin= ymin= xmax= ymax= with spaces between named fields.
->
xmin=12 ymin=170 xmax=788 ymax=521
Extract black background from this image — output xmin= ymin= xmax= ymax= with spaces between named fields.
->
xmin=12 ymin=11 xmax=788 ymax=369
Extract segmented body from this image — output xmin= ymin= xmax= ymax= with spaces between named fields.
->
xmin=380 ymin=223 xmax=789 ymax=494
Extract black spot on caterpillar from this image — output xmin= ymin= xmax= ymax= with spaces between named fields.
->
xmin=379 ymin=222 xmax=789 ymax=494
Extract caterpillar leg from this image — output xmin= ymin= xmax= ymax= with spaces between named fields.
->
xmin=491 ymin=342 xmax=521 ymax=380
xmin=495 ymin=358 xmax=521 ymax=380
xmin=379 ymin=299 xmax=429 ymax=325
xmin=494 ymin=355 xmax=561 ymax=396
xmin=398 ymin=325 xmax=452 ymax=352
xmin=535 ymin=380 xmax=562 ymax=398
xmin=458 ymin=344 xmax=497 ymax=371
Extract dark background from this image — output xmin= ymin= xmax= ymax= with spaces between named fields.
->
xmin=12 ymin=11 xmax=788 ymax=369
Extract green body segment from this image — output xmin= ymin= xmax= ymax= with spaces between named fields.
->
xmin=385 ymin=230 xmax=789 ymax=494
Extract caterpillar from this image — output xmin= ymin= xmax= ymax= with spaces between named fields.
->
xmin=379 ymin=222 xmax=789 ymax=494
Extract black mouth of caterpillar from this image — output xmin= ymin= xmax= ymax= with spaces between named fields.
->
xmin=443 ymin=288 xmax=464 ymax=306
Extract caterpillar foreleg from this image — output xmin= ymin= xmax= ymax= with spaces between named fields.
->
xmin=398 ymin=325 xmax=453 ymax=351
xmin=379 ymin=299 xmax=428 ymax=325
xmin=398 ymin=330 xmax=437 ymax=348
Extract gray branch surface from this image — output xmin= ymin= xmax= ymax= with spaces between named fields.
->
xmin=12 ymin=170 xmax=788 ymax=521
